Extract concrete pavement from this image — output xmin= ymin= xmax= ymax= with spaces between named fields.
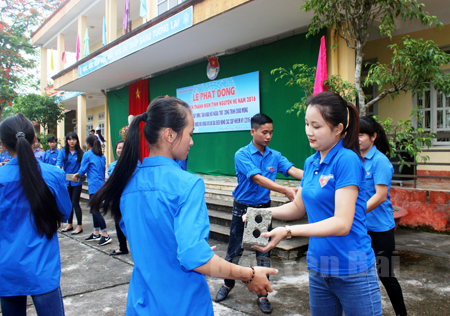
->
xmin=2 ymin=201 xmax=449 ymax=315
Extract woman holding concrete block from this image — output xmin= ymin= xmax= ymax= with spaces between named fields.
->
xmin=253 ymin=92 xmax=382 ymax=316
xmin=57 ymin=132 xmax=84 ymax=235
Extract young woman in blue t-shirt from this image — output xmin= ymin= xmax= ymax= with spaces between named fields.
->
xmin=0 ymin=114 xmax=72 ymax=316
xmin=57 ymin=132 xmax=84 ymax=234
xmin=73 ymin=135 xmax=111 ymax=246
xmin=253 ymin=92 xmax=382 ymax=315
xmin=90 ymin=96 xmax=278 ymax=315
xmin=359 ymin=116 xmax=407 ymax=316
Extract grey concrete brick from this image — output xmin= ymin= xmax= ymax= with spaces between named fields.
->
xmin=241 ymin=207 xmax=271 ymax=250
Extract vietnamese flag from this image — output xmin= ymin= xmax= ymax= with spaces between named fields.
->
xmin=313 ymin=36 xmax=328 ymax=95
xmin=129 ymin=79 xmax=149 ymax=161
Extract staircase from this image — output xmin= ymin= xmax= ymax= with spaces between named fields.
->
xmin=81 ymin=176 xmax=309 ymax=259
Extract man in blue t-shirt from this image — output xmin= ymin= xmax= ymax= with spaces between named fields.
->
xmin=215 ymin=113 xmax=303 ymax=314
xmin=43 ymin=136 xmax=60 ymax=166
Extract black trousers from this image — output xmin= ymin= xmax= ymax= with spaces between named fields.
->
xmin=368 ymin=228 xmax=407 ymax=316
xmin=224 ymin=200 xmax=271 ymax=289
xmin=115 ymin=222 xmax=128 ymax=253
xmin=67 ymin=184 xmax=82 ymax=225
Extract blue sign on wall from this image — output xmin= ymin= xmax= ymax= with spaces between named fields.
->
xmin=177 ymin=71 xmax=261 ymax=133
xmin=78 ymin=7 xmax=193 ymax=77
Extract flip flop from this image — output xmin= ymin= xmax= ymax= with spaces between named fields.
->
xmin=60 ymin=227 xmax=74 ymax=232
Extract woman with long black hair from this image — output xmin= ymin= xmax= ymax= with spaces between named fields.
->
xmin=91 ymin=96 xmax=277 ymax=315
xmin=359 ymin=116 xmax=407 ymax=316
xmin=57 ymin=132 xmax=84 ymax=234
xmin=252 ymin=92 xmax=382 ymax=315
xmin=0 ymin=114 xmax=72 ymax=316
xmin=72 ymin=135 xmax=111 ymax=246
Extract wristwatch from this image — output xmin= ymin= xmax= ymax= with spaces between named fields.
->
xmin=284 ymin=225 xmax=292 ymax=239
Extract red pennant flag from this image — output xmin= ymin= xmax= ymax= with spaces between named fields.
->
xmin=62 ymin=40 xmax=67 ymax=65
xmin=129 ymin=79 xmax=149 ymax=162
xmin=313 ymin=36 xmax=328 ymax=95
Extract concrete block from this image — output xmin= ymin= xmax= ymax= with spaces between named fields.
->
xmin=66 ymin=174 xmax=86 ymax=182
xmin=242 ymin=207 xmax=272 ymax=250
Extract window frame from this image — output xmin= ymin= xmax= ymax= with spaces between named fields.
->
xmin=414 ymin=70 xmax=450 ymax=146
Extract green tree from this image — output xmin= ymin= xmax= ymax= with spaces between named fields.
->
xmin=301 ymin=0 xmax=449 ymax=116
xmin=0 ymin=0 xmax=63 ymax=120
xmin=15 ymin=93 xmax=65 ymax=135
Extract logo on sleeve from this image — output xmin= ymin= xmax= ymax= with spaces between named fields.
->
xmin=319 ymin=174 xmax=334 ymax=188
xmin=268 ymin=166 xmax=274 ymax=172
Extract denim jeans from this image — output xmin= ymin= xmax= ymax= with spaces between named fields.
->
xmin=308 ymin=265 xmax=382 ymax=316
xmin=224 ymin=200 xmax=271 ymax=289
xmin=90 ymin=194 xmax=107 ymax=232
xmin=0 ymin=286 xmax=65 ymax=316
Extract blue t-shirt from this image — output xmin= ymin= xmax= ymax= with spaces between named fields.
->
xmin=364 ymin=145 xmax=395 ymax=232
xmin=174 ymin=155 xmax=188 ymax=171
xmin=34 ymin=148 xmax=45 ymax=162
xmin=233 ymin=141 xmax=294 ymax=205
xmin=120 ymin=156 xmax=214 ymax=316
xmin=107 ymin=160 xmax=117 ymax=177
xmin=301 ymin=140 xmax=375 ymax=275
xmin=0 ymin=151 xmax=12 ymax=166
xmin=44 ymin=148 xmax=60 ymax=166
xmin=0 ymin=158 xmax=72 ymax=296
xmin=77 ymin=150 xmax=105 ymax=195
xmin=56 ymin=149 xmax=84 ymax=187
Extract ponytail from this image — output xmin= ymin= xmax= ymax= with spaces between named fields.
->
xmin=307 ymin=91 xmax=362 ymax=159
xmin=0 ymin=114 xmax=64 ymax=239
xmin=360 ymin=116 xmax=390 ymax=156
xmin=91 ymin=113 xmax=147 ymax=222
xmin=343 ymin=101 xmax=362 ymax=159
xmin=91 ymin=96 xmax=190 ymax=222
xmin=86 ymin=135 xmax=102 ymax=156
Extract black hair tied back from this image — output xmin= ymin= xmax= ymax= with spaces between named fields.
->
xmin=0 ymin=114 xmax=64 ymax=239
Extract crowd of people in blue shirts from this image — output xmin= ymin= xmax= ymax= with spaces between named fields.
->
xmin=0 ymin=92 xmax=406 ymax=316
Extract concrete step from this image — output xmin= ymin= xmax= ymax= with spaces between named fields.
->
xmin=209 ymin=223 xmax=308 ymax=260
xmin=204 ymin=180 xmax=289 ymax=197
xmin=205 ymin=188 xmax=289 ymax=208
xmin=208 ymin=209 xmax=308 ymax=228
xmin=80 ymin=192 xmax=90 ymax=203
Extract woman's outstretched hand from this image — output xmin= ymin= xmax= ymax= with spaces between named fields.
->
xmin=245 ymin=267 xmax=278 ymax=296
xmin=252 ymin=226 xmax=287 ymax=253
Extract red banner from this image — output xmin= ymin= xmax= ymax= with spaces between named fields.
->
xmin=129 ymin=79 xmax=149 ymax=161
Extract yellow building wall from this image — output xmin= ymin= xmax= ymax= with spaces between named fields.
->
xmin=363 ymin=24 xmax=450 ymax=123
xmin=364 ymin=24 xmax=450 ymax=172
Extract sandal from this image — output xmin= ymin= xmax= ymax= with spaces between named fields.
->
xmin=60 ymin=226 xmax=73 ymax=232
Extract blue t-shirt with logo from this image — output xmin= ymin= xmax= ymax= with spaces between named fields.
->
xmin=301 ymin=140 xmax=375 ymax=275
xmin=44 ymin=148 xmax=60 ymax=166
xmin=0 ymin=151 xmax=12 ymax=166
xmin=364 ymin=145 xmax=395 ymax=232
xmin=232 ymin=141 xmax=294 ymax=205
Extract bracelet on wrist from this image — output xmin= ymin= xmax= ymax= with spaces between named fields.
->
xmin=242 ymin=266 xmax=255 ymax=284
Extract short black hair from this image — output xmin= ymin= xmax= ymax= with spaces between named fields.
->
xmin=90 ymin=129 xmax=95 ymax=133
xmin=251 ymin=113 xmax=273 ymax=130
xmin=36 ymin=137 xmax=41 ymax=143
xmin=47 ymin=136 xmax=57 ymax=143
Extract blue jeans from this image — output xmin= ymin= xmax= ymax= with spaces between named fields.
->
xmin=90 ymin=194 xmax=107 ymax=232
xmin=224 ymin=200 xmax=271 ymax=289
xmin=0 ymin=286 xmax=65 ymax=316
xmin=308 ymin=265 xmax=382 ymax=316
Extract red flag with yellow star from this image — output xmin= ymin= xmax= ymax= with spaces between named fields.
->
xmin=129 ymin=79 xmax=149 ymax=161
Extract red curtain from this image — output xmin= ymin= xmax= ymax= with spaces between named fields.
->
xmin=129 ymin=79 xmax=149 ymax=161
